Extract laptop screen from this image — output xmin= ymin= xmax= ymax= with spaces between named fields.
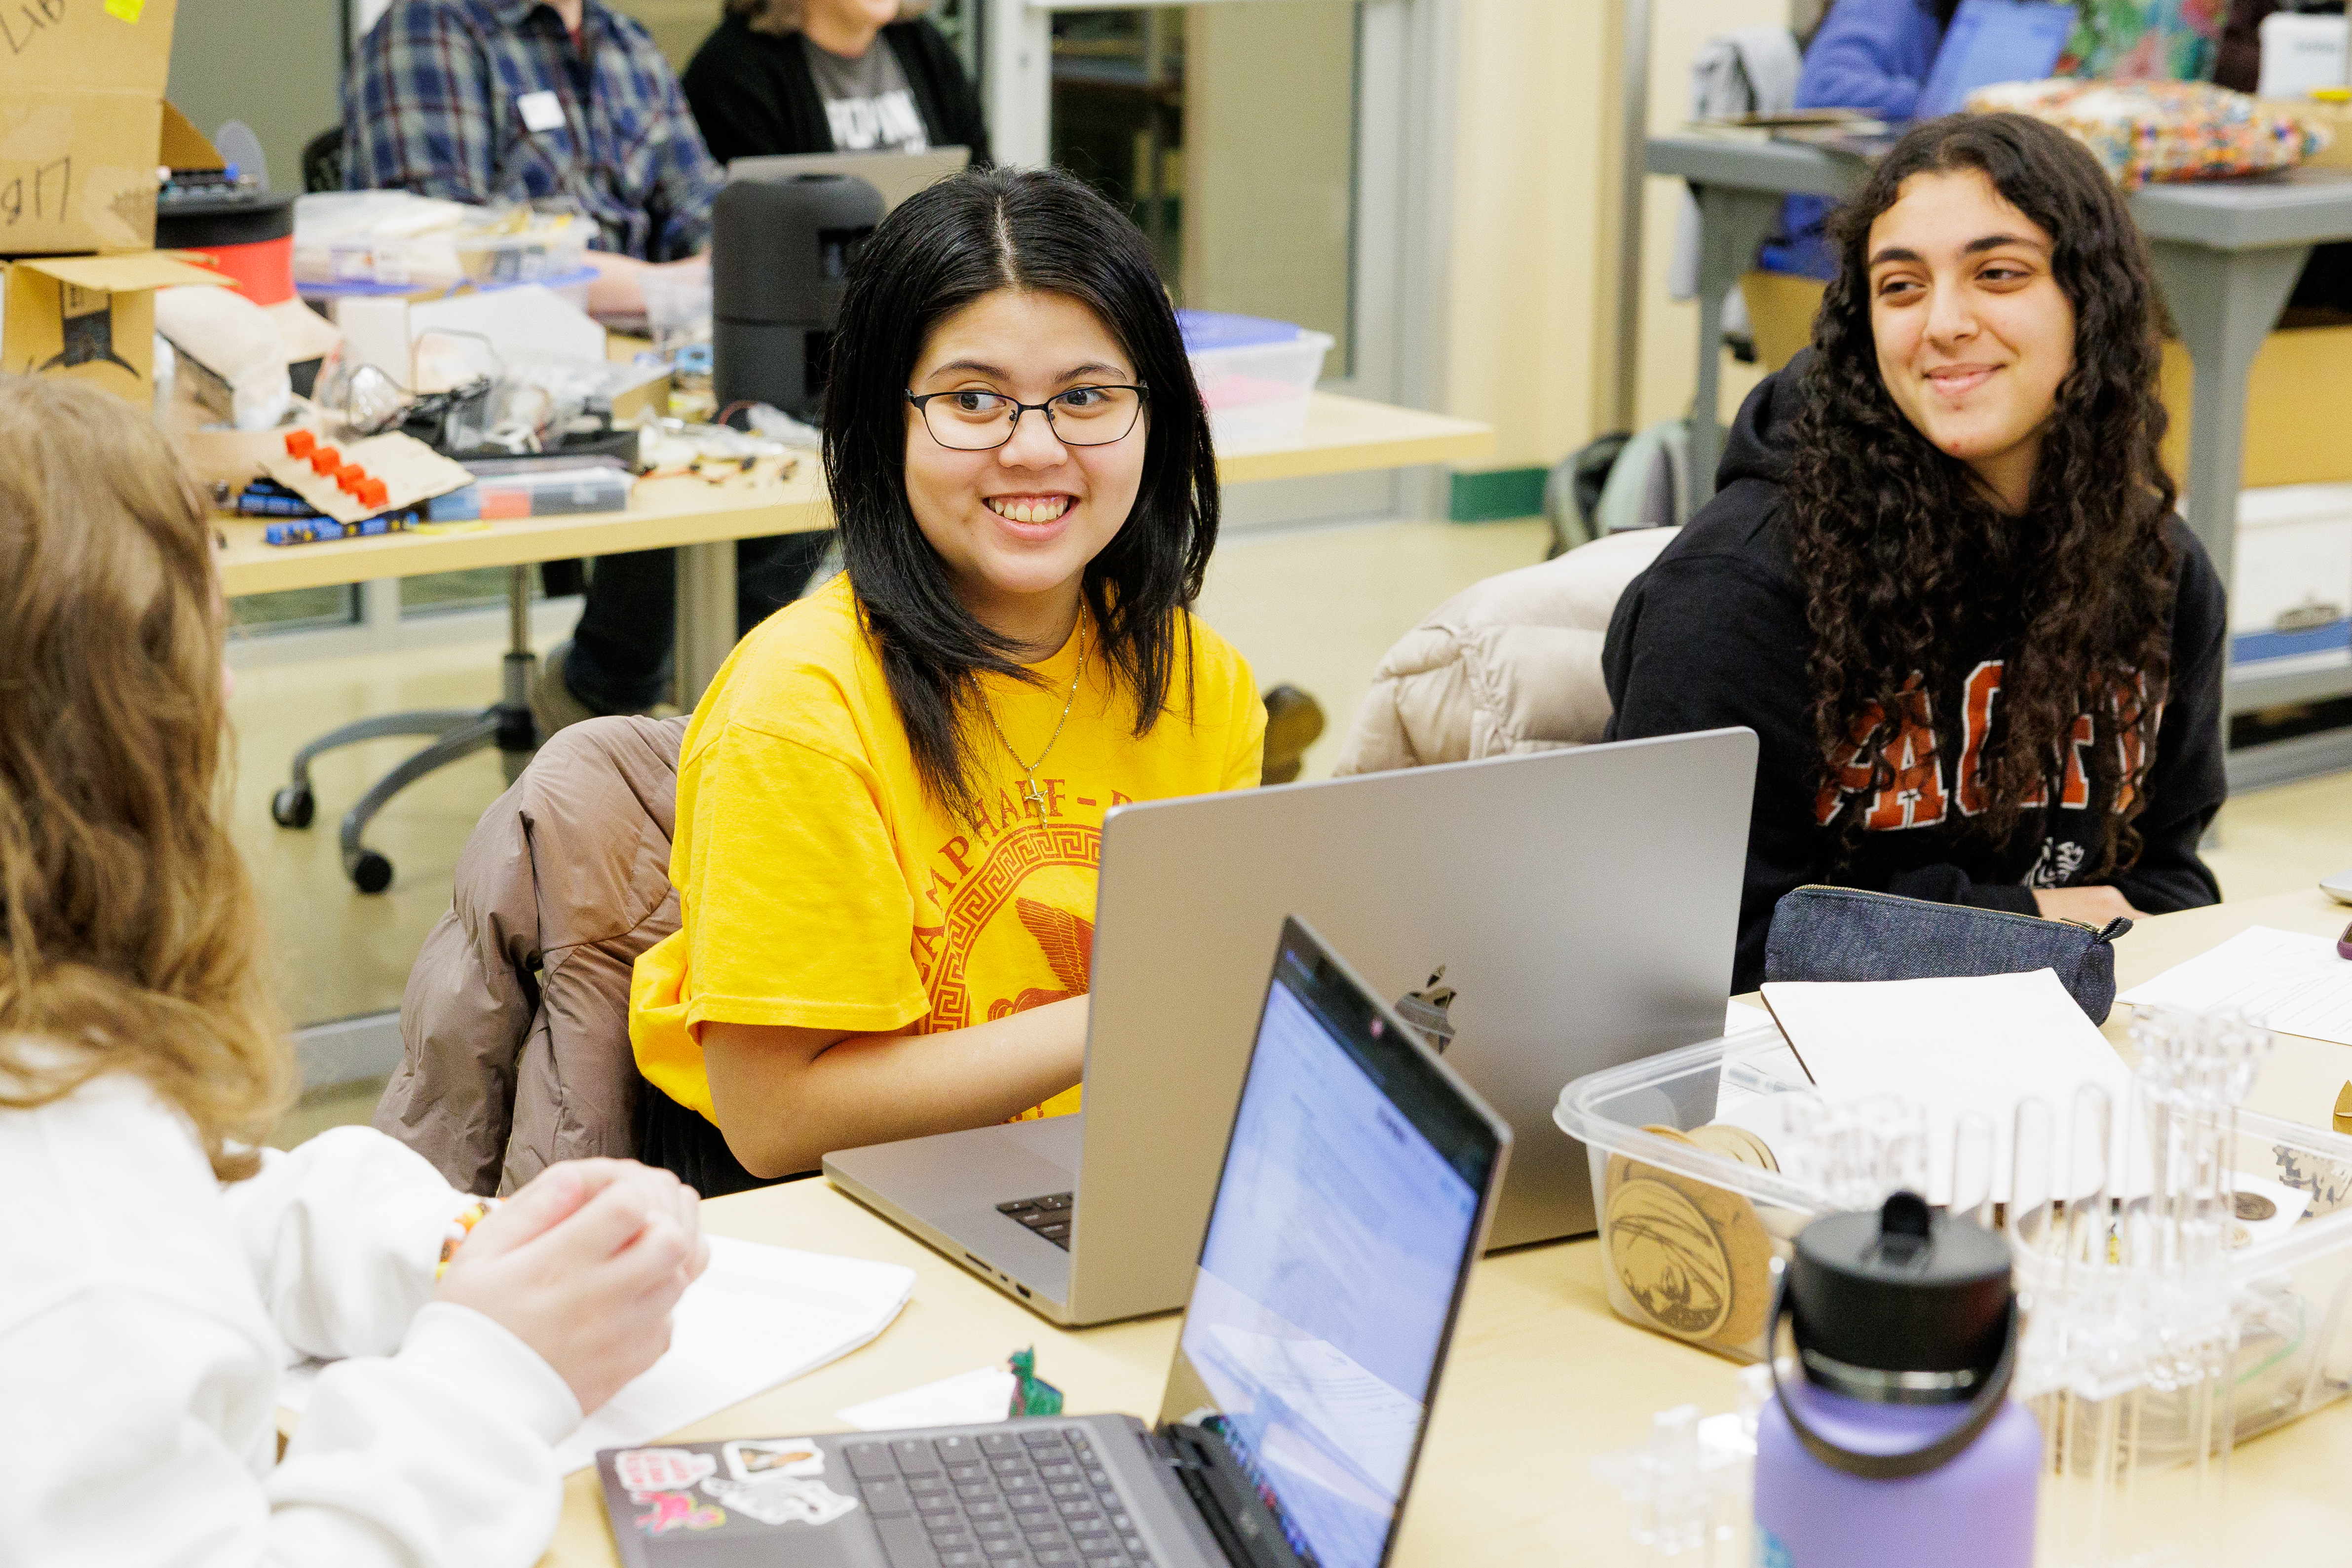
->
xmin=1171 ymin=921 xmax=1504 ymax=1568
xmin=1915 ymin=0 xmax=2074 ymax=121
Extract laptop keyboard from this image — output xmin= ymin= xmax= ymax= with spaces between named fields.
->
xmin=842 ymin=1425 xmax=1156 ymax=1568
xmin=996 ymin=1191 xmax=1074 ymax=1250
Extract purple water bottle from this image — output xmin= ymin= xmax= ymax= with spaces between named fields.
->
xmin=1752 ymin=1192 xmax=2037 ymax=1568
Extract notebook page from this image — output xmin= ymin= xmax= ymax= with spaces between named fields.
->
xmin=1759 ymin=969 xmax=2137 ymax=1204
xmin=281 ymin=1235 xmax=915 ymax=1474
xmin=2116 ymin=925 xmax=2352 ymax=1047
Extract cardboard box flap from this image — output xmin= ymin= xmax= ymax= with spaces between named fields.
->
xmin=17 ymin=253 xmax=230 ymax=292
xmin=0 ymin=0 xmax=178 ymax=98
xmin=159 ymin=100 xmax=224 ymax=172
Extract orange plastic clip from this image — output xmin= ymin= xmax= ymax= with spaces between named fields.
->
xmin=284 ymin=429 xmax=317 ymax=459
xmin=334 ymin=464 xmax=367 ymax=494
xmin=309 ymin=446 xmax=341 ymax=475
xmin=356 ymin=477 xmax=388 ymax=509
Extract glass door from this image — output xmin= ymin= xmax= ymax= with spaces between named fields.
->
xmin=987 ymin=0 xmax=1431 ymax=531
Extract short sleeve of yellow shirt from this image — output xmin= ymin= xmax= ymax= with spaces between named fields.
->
xmin=630 ymin=574 xmax=1265 ymax=1124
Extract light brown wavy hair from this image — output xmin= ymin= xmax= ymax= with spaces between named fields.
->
xmin=0 ymin=376 xmax=288 ymax=1180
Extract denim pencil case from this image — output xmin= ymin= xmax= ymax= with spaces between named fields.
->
xmin=1763 ymin=884 xmax=2132 ymax=1024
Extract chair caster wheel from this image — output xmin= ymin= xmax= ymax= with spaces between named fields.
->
xmin=270 ymin=785 xmax=315 ymax=828
xmin=349 ymin=850 xmax=393 ymax=894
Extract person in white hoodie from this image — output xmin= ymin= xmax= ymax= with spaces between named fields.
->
xmin=0 ymin=372 xmax=711 ymax=1568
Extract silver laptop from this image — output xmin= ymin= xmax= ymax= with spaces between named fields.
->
xmin=604 ymin=916 xmax=1510 ymax=1568
xmin=726 ymin=148 xmax=972 ymax=209
xmin=823 ymin=727 xmax=1755 ymax=1326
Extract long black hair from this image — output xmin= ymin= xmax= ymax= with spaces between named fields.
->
xmin=1788 ymin=112 xmax=2176 ymax=878
xmin=823 ymin=166 xmax=1218 ymax=820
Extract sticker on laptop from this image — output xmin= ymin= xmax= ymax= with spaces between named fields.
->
xmin=613 ymin=1447 xmax=718 ymax=1496
xmin=632 ymin=1490 xmax=728 ymax=1536
xmin=701 ymin=1474 xmax=859 ymax=1528
xmin=724 ymin=1437 xmax=826 ymax=1481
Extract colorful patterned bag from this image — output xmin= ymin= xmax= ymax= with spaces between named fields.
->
xmin=1967 ymin=79 xmax=2330 ymax=186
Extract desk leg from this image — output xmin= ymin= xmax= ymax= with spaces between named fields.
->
xmin=1688 ymin=185 xmax=1787 ymax=500
xmin=675 ymin=540 xmax=737 ymax=710
xmin=2144 ymin=242 xmax=2306 ymax=601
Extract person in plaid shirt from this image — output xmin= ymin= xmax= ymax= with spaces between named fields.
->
xmin=343 ymin=0 xmax=722 ymax=313
xmin=345 ymin=0 xmax=748 ymax=724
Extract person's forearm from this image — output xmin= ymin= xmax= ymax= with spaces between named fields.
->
xmin=583 ymin=251 xmax=650 ymax=319
xmin=704 ymin=998 xmax=1088 ymax=1178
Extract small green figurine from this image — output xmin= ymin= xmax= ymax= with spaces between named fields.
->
xmin=1007 ymin=1346 xmax=1063 ymax=1418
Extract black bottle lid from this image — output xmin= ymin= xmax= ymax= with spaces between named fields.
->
xmin=1788 ymin=1192 xmax=2012 ymax=1401
xmin=155 ymin=190 xmax=296 ymax=250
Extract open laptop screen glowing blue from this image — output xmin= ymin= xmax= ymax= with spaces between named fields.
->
xmin=1176 ymin=950 xmax=1485 ymax=1568
xmin=1916 ymin=0 xmax=2074 ymax=120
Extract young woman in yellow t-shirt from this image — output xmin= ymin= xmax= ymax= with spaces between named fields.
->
xmin=629 ymin=167 xmax=1266 ymax=1193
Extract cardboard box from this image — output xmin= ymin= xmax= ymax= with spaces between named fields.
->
xmin=2159 ymin=327 xmax=2352 ymax=490
xmin=2 ymin=250 xmax=229 ymax=402
xmin=0 ymin=91 xmax=167 ymax=254
xmin=0 ymin=0 xmax=179 ymax=98
xmin=0 ymin=1 xmax=187 ymax=256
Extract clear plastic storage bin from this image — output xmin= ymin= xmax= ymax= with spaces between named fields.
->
xmin=1177 ymin=310 xmax=1332 ymax=444
xmin=454 ymin=219 xmax=591 ymax=287
xmin=1554 ymin=1029 xmax=2352 ymax=1454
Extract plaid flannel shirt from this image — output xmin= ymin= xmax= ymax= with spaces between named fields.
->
xmin=343 ymin=0 xmax=723 ymax=261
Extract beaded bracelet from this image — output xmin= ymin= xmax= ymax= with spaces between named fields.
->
xmin=435 ymin=1197 xmax=502 ymax=1280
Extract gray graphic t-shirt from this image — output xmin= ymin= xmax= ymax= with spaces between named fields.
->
xmin=805 ymin=38 xmax=930 ymax=153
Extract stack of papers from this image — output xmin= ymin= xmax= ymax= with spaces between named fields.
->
xmin=2117 ymin=925 xmax=2352 ymax=1047
xmin=283 ymin=1236 xmax=915 ymax=1474
xmin=1756 ymin=969 xmax=2137 ymax=1205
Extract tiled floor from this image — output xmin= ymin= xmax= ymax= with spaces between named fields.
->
xmin=228 ymin=516 xmax=2352 ymax=1144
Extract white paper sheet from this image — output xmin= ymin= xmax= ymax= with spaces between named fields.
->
xmin=2116 ymin=924 xmax=2352 ymax=1046
xmin=837 ymin=1366 xmax=1018 ymax=1431
xmin=1760 ymin=969 xmax=2139 ymax=1205
xmin=281 ymin=1235 xmax=913 ymax=1474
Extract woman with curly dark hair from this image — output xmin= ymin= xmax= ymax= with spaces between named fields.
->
xmin=1604 ymin=112 xmax=2226 ymax=991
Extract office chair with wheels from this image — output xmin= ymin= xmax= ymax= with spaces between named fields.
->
xmin=269 ymin=566 xmax=541 ymax=892
xmin=301 ymin=127 xmax=345 ymax=194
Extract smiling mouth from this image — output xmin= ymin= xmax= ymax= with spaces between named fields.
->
xmin=986 ymin=495 xmax=1074 ymax=525
xmin=1925 ymin=365 xmax=2000 ymax=394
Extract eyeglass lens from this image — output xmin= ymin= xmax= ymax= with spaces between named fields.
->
xmin=922 ymin=387 xmax=1142 ymax=450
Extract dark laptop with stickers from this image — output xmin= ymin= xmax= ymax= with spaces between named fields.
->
xmin=597 ymin=916 xmax=1511 ymax=1568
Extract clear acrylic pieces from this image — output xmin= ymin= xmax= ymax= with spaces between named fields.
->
xmin=2018 ymin=1006 xmax=2278 ymax=1568
xmin=1590 ymin=1366 xmax=1772 ymax=1563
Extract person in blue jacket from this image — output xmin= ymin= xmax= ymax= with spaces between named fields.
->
xmin=1760 ymin=0 xmax=1958 ymax=277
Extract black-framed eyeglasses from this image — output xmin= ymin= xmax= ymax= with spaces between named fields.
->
xmin=905 ymin=385 xmax=1149 ymax=451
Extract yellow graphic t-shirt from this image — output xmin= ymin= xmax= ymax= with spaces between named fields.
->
xmin=630 ymin=574 xmax=1265 ymax=1124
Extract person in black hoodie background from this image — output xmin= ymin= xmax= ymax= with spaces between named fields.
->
xmin=683 ymin=0 xmax=990 ymax=170
xmin=1604 ymin=113 xmax=2225 ymax=992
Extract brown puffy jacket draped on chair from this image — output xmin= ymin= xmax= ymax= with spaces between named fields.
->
xmin=375 ymin=714 xmax=690 ymax=1195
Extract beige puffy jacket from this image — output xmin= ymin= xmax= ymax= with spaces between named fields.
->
xmin=1332 ymin=529 xmax=1677 ymax=775
xmin=375 ymin=714 xmax=688 ymax=1195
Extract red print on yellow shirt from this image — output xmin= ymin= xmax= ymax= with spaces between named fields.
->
xmin=907 ymin=775 xmax=1127 ymax=1034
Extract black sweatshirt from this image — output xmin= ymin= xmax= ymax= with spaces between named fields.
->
xmin=1602 ymin=362 xmax=2227 ymax=992
xmin=681 ymin=17 xmax=991 ymax=169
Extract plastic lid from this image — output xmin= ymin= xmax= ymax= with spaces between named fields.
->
xmin=155 ymin=191 xmax=296 ymax=249
xmin=1788 ymin=1193 xmax=2011 ymax=1382
xmin=470 ymin=265 xmax=600 ymax=295
xmin=1177 ymin=310 xmax=1302 ymax=352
